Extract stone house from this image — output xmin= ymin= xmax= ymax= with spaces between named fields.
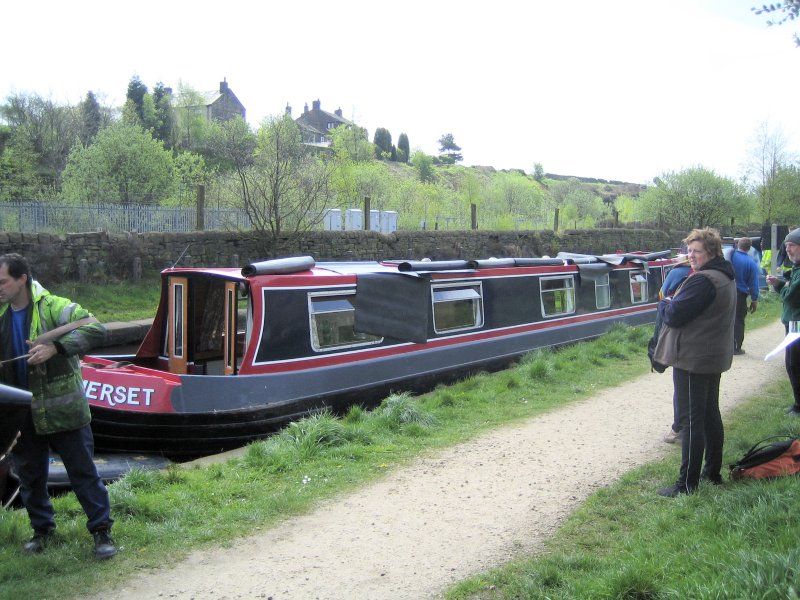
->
xmin=198 ymin=79 xmax=246 ymax=122
xmin=289 ymin=99 xmax=350 ymax=146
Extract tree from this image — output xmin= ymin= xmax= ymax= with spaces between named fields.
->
xmin=753 ymin=1 xmax=800 ymax=45
xmin=173 ymin=151 xmax=208 ymax=204
xmin=173 ymin=82 xmax=212 ymax=151
xmin=77 ymin=91 xmax=103 ymax=146
xmin=532 ymin=162 xmax=545 ymax=182
xmin=206 ymin=116 xmax=257 ymax=172
xmin=126 ymin=75 xmax=148 ymax=123
xmin=764 ymin=164 xmax=800 ymax=223
xmin=227 ymin=114 xmax=336 ymax=244
xmin=0 ymin=92 xmax=79 ymax=188
xmin=411 ymin=151 xmax=435 ymax=182
xmin=373 ymin=127 xmax=392 ymax=160
xmin=746 ymin=121 xmax=791 ymax=222
xmin=329 ymin=124 xmax=374 ymax=162
xmin=397 ymin=133 xmax=410 ymax=163
xmin=437 ymin=133 xmax=462 ymax=164
xmin=152 ymin=82 xmax=175 ymax=148
xmin=61 ymin=122 xmax=176 ymax=204
xmin=638 ymin=167 xmax=750 ymax=230
xmin=0 ymin=132 xmax=45 ymax=200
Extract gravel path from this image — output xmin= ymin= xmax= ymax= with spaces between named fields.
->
xmin=96 ymin=322 xmax=787 ymax=600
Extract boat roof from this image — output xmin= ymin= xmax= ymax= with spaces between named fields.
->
xmin=161 ymin=251 xmax=675 ymax=282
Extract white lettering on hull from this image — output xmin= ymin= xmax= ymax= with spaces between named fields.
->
xmin=82 ymin=380 xmax=155 ymax=407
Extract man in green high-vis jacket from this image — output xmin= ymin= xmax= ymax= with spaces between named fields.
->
xmin=0 ymin=253 xmax=116 ymax=559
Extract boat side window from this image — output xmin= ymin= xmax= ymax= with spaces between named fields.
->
xmin=540 ymin=275 xmax=575 ymax=317
xmin=595 ymin=273 xmax=611 ymax=309
xmin=431 ymin=282 xmax=484 ymax=334
xmin=629 ymin=271 xmax=648 ymax=304
xmin=308 ymin=290 xmax=382 ymax=352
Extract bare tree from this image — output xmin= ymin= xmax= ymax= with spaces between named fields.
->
xmin=746 ymin=121 xmax=792 ymax=222
xmin=213 ymin=114 xmax=336 ymax=248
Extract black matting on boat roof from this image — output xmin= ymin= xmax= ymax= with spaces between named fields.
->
xmin=354 ymin=273 xmax=431 ymax=343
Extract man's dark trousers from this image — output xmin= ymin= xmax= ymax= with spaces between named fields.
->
xmin=734 ymin=290 xmax=749 ymax=351
xmin=673 ymin=368 xmax=724 ymax=491
xmin=786 ymin=330 xmax=800 ymax=410
xmin=12 ymin=412 xmax=112 ymax=534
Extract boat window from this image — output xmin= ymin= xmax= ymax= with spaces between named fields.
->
xmin=630 ymin=272 xmax=649 ymax=304
xmin=595 ymin=273 xmax=611 ymax=309
xmin=309 ymin=291 xmax=382 ymax=352
xmin=173 ymin=283 xmax=184 ymax=358
xmin=540 ymin=275 xmax=575 ymax=317
xmin=432 ymin=282 xmax=484 ymax=334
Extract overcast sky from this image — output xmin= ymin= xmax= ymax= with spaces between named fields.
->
xmin=3 ymin=0 xmax=799 ymax=184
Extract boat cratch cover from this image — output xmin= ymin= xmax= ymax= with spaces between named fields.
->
xmin=353 ymin=273 xmax=431 ymax=343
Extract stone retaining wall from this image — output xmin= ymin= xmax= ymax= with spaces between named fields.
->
xmin=0 ymin=228 xmax=686 ymax=283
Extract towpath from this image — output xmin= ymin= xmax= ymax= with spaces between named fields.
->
xmin=97 ymin=321 xmax=787 ymax=600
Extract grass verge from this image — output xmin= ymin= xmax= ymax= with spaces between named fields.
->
xmin=447 ymin=295 xmax=798 ymax=599
xmin=49 ymin=277 xmax=161 ymax=323
xmin=0 ymin=294 xmax=783 ymax=598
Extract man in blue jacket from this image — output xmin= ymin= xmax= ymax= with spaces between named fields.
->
xmin=729 ymin=238 xmax=759 ymax=355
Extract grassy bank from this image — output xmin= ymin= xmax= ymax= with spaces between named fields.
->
xmin=50 ymin=277 xmax=161 ymax=323
xmin=448 ymin=297 xmax=797 ymax=599
xmin=0 ymin=295 xmax=783 ymax=598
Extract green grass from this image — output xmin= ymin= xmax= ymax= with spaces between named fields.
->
xmin=0 ymin=292 xmax=783 ymax=599
xmin=49 ymin=277 xmax=161 ymax=322
xmin=446 ymin=294 xmax=797 ymax=600
xmin=446 ymin=381 xmax=800 ymax=600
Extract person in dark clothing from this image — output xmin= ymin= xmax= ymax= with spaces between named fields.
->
xmin=653 ymin=228 xmax=736 ymax=497
xmin=767 ymin=228 xmax=800 ymax=415
xmin=658 ymin=256 xmax=691 ymax=444
xmin=0 ymin=254 xmax=116 ymax=559
xmin=729 ymin=237 xmax=759 ymax=354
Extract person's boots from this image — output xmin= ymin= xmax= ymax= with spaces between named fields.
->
xmin=92 ymin=529 xmax=117 ymax=560
xmin=22 ymin=531 xmax=53 ymax=554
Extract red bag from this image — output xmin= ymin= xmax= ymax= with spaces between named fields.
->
xmin=730 ymin=437 xmax=800 ymax=480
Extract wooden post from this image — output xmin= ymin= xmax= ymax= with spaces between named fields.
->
xmin=553 ymin=207 xmax=560 ymax=232
xmin=196 ymin=184 xmax=205 ymax=231
xmin=470 ymin=203 xmax=477 ymax=230
xmin=364 ymin=197 xmax=371 ymax=230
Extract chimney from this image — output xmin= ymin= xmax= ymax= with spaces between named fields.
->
xmin=335 ymin=108 xmax=343 ymax=117
xmin=312 ymin=99 xmax=321 ymax=111
xmin=285 ymin=103 xmax=292 ymax=116
xmin=220 ymin=78 xmax=229 ymax=93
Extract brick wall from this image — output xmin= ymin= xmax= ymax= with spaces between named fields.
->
xmin=0 ymin=228 xmax=686 ymax=283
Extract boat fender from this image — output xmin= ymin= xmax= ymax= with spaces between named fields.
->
xmin=242 ymin=256 xmax=316 ymax=276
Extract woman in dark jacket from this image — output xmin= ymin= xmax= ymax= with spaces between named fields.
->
xmin=653 ymin=228 xmax=736 ymax=497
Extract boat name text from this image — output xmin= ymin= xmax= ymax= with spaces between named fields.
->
xmin=82 ymin=380 xmax=155 ymax=407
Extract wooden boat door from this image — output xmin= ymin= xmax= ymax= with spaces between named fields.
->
xmin=223 ymin=281 xmax=237 ymax=375
xmin=168 ymin=276 xmax=188 ymax=374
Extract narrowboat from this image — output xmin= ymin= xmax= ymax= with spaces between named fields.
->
xmin=80 ymin=250 xmax=677 ymax=457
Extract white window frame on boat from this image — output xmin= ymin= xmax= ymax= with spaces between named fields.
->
xmin=629 ymin=271 xmax=649 ymax=304
xmin=307 ymin=289 xmax=383 ymax=352
xmin=431 ymin=281 xmax=484 ymax=334
xmin=595 ymin=273 xmax=611 ymax=309
xmin=539 ymin=275 xmax=576 ymax=318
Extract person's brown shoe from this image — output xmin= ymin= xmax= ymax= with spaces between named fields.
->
xmin=663 ymin=427 xmax=681 ymax=444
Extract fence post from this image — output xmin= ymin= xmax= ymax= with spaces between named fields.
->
xmin=553 ymin=207 xmax=560 ymax=232
xmin=196 ymin=185 xmax=206 ymax=231
xmin=470 ymin=203 xmax=477 ymax=230
xmin=364 ymin=197 xmax=370 ymax=230
xmin=132 ymin=257 xmax=142 ymax=281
